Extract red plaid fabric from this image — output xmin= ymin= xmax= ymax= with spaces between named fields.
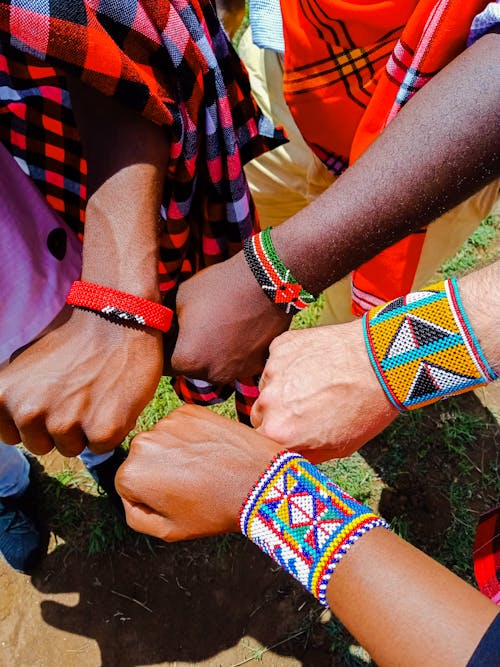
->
xmin=0 ymin=0 xmax=286 ymax=421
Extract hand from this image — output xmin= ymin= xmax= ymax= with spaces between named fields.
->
xmin=250 ymin=320 xmax=399 ymax=462
xmin=170 ymin=252 xmax=292 ymax=384
xmin=115 ymin=404 xmax=280 ymax=541
xmin=0 ymin=309 xmax=163 ymax=457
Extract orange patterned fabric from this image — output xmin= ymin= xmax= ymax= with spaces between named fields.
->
xmin=282 ymin=0 xmax=416 ymax=174
xmin=281 ymin=0 xmax=487 ymax=314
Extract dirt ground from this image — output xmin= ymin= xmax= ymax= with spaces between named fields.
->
xmin=0 ymin=454 xmax=344 ymax=667
xmin=1 ymin=389 xmax=499 ymax=667
xmin=0 ymin=531 xmax=335 ymax=667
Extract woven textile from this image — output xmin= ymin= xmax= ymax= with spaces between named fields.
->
xmin=280 ymin=0 xmax=488 ymax=314
xmin=248 ymin=0 xmax=284 ymax=53
xmin=0 ymin=0 xmax=286 ymax=421
xmin=240 ymin=452 xmax=388 ymax=605
xmin=363 ymin=278 xmax=497 ymax=410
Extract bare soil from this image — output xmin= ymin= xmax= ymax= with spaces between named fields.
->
xmin=1 ymin=390 xmax=498 ymax=667
xmin=0 ymin=455 xmax=340 ymax=667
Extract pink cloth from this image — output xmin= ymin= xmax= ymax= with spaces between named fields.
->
xmin=0 ymin=143 xmax=82 ymax=364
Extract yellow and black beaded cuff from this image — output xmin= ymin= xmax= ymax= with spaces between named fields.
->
xmin=363 ymin=278 xmax=497 ymax=411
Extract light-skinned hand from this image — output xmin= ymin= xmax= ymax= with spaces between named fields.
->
xmin=251 ymin=320 xmax=398 ymax=461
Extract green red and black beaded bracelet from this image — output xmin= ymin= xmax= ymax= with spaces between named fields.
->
xmin=243 ymin=227 xmax=316 ymax=315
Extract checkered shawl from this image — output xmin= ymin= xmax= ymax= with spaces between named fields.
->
xmin=281 ymin=0 xmax=487 ymax=314
xmin=0 ymin=0 xmax=286 ymax=421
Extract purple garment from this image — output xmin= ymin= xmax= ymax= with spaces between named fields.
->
xmin=0 ymin=142 xmax=82 ymax=364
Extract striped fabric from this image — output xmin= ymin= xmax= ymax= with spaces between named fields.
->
xmin=280 ymin=0 xmax=488 ymax=315
xmin=0 ymin=0 xmax=286 ymax=421
xmin=474 ymin=506 xmax=500 ymax=606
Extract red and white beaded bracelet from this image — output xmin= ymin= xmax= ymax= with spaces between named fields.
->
xmin=66 ymin=280 xmax=173 ymax=332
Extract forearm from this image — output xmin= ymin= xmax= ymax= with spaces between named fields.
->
xmin=458 ymin=260 xmax=500 ymax=376
xmin=272 ymin=34 xmax=500 ymax=295
xmin=0 ymin=82 xmax=171 ymax=456
xmin=239 ymin=452 xmax=498 ymax=665
xmin=69 ymin=79 xmax=168 ymax=300
xmin=116 ymin=408 xmax=499 ymax=664
xmin=327 ymin=528 xmax=498 ymax=667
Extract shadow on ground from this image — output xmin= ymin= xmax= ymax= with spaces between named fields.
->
xmin=14 ymin=470 xmax=352 ymax=667
xmin=3 ymin=392 xmax=497 ymax=666
xmin=360 ymin=393 xmax=499 ymax=580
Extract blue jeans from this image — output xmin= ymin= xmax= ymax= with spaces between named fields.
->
xmin=0 ymin=441 xmax=112 ymax=498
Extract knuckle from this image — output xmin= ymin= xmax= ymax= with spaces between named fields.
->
xmin=175 ymin=404 xmax=199 ymax=419
xmin=15 ymin=405 xmax=42 ymax=428
xmin=255 ymin=386 xmax=276 ymax=409
xmin=114 ymin=467 xmax=131 ymax=496
xmin=171 ymin=347 xmax=202 ymax=375
xmin=159 ymin=526 xmax=178 ymax=543
xmin=25 ymin=441 xmax=53 ymax=456
xmin=59 ymin=442 xmax=85 ymax=458
xmin=273 ymin=329 xmax=292 ymax=347
xmin=87 ymin=427 xmax=123 ymax=452
xmin=45 ymin=418 xmax=74 ymax=439
xmin=130 ymin=430 xmax=154 ymax=449
xmin=123 ymin=508 xmax=139 ymax=532
xmin=260 ymin=418 xmax=290 ymax=444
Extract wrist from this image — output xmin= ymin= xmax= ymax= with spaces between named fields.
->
xmin=235 ymin=251 xmax=294 ymax=323
xmin=350 ymin=319 xmax=399 ymax=410
xmin=243 ymin=228 xmax=317 ymax=315
xmin=240 ymin=451 xmax=388 ymax=606
xmin=79 ymin=272 xmax=161 ymax=303
xmin=66 ymin=281 xmax=172 ymax=333
xmin=67 ymin=306 xmax=162 ymax=341
xmin=80 ymin=260 xmax=160 ymax=303
xmin=457 ymin=265 xmax=500 ymax=377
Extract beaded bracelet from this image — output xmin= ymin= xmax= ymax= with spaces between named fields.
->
xmin=363 ymin=278 xmax=497 ymax=411
xmin=240 ymin=451 xmax=388 ymax=606
xmin=243 ymin=227 xmax=316 ymax=315
xmin=66 ymin=280 xmax=173 ymax=332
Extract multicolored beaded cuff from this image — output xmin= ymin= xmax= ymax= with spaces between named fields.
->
xmin=363 ymin=278 xmax=497 ymax=411
xmin=66 ymin=280 xmax=173 ymax=332
xmin=243 ymin=227 xmax=316 ymax=315
xmin=240 ymin=452 xmax=388 ymax=606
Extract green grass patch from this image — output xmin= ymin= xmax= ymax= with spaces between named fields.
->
xmin=440 ymin=215 xmax=499 ymax=278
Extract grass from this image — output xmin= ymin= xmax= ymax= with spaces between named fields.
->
xmin=36 ymin=214 xmax=499 ymax=665
xmin=440 ymin=215 xmax=500 ymax=278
